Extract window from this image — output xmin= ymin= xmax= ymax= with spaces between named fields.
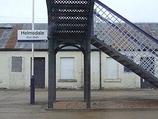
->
xmin=60 ymin=57 xmax=75 ymax=79
xmin=11 ymin=56 xmax=22 ymax=72
xmin=106 ymin=57 xmax=118 ymax=79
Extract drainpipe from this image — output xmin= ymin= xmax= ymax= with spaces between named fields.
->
xmin=99 ymin=50 xmax=102 ymax=90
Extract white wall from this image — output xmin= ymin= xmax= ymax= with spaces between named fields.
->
xmin=101 ymin=52 xmax=140 ymax=89
xmin=56 ymin=51 xmax=84 ymax=89
xmin=91 ymin=51 xmax=100 ymax=89
xmin=0 ymin=51 xmax=48 ymax=89
xmin=0 ymin=50 xmax=141 ymax=89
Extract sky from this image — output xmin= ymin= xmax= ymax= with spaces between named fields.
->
xmin=0 ymin=0 xmax=158 ymax=23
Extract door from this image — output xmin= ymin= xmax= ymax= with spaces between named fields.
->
xmin=140 ymin=57 xmax=155 ymax=89
xmin=34 ymin=57 xmax=45 ymax=88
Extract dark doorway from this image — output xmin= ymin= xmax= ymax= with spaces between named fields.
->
xmin=140 ymin=57 xmax=155 ymax=89
xmin=34 ymin=57 xmax=45 ymax=88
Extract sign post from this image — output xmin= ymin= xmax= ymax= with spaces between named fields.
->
xmin=18 ymin=30 xmax=47 ymax=104
xmin=31 ymin=0 xmax=35 ymax=105
xmin=30 ymin=0 xmax=35 ymax=105
xmin=17 ymin=0 xmax=47 ymax=104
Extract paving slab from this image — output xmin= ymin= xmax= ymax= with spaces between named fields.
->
xmin=0 ymin=89 xmax=158 ymax=119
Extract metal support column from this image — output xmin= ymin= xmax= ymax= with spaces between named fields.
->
xmin=84 ymin=54 xmax=87 ymax=102
xmin=48 ymin=39 xmax=56 ymax=109
xmin=84 ymin=41 xmax=91 ymax=108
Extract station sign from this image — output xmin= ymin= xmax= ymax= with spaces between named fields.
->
xmin=18 ymin=30 xmax=47 ymax=42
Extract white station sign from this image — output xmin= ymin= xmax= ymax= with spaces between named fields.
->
xmin=18 ymin=30 xmax=47 ymax=42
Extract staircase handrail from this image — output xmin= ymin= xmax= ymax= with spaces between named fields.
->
xmin=93 ymin=11 xmax=158 ymax=57
xmin=94 ymin=0 xmax=158 ymax=44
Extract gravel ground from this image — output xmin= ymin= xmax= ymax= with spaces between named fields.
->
xmin=53 ymin=99 xmax=158 ymax=109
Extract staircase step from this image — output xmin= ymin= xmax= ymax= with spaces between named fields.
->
xmin=128 ymin=66 xmax=136 ymax=70
xmin=122 ymin=62 xmax=132 ymax=66
xmin=51 ymin=18 xmax=88 ymax=22
xmin=51 ymin=4 xmax=91 ymax=8
xmin=97 ymin=45 xmax=104 ymax=49
xmin=104 ymin=50 xmax=114 ymax=54
xmin=54 ymin=27 xmax=88 ymax=30
xmin=140 ymin=74 xmax=151 ymax=79
xmin=51 ymin=1 xmax=91 ymax=5
xmin=110 ymin=54 xmax=119 ymax=57
xmin=111 ymin=56 xmax=124 ymax=61
xmin=133 ymin=69 xmax=141 ymax=74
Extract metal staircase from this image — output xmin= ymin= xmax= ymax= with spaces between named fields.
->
xmin=91 ymin=36 xmax=158 ymax=87
xmin=46 ymin=0 xmax=158 ymax=108
xmin=46 ymin=0 xmax=94 ymax=108
xmin=47 ymin=0 xmax=94 ymax=41
xmin=46 ymin=0 xmax=158 ymax=88
xmin=92 ymin=0 xmax=158 ymax=87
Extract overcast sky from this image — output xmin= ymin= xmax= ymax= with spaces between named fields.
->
xmin=0 ymin=0 xmax=158 ymax=23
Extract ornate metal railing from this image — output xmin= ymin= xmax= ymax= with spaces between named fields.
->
xmin=93 ymin=0 xmax=158 ymax=78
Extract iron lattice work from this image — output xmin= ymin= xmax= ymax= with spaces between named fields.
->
xmin=94 ymin=0 xmax=158 ymax=78
xmin=47 ymin=0 xmax=94 ymax=40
